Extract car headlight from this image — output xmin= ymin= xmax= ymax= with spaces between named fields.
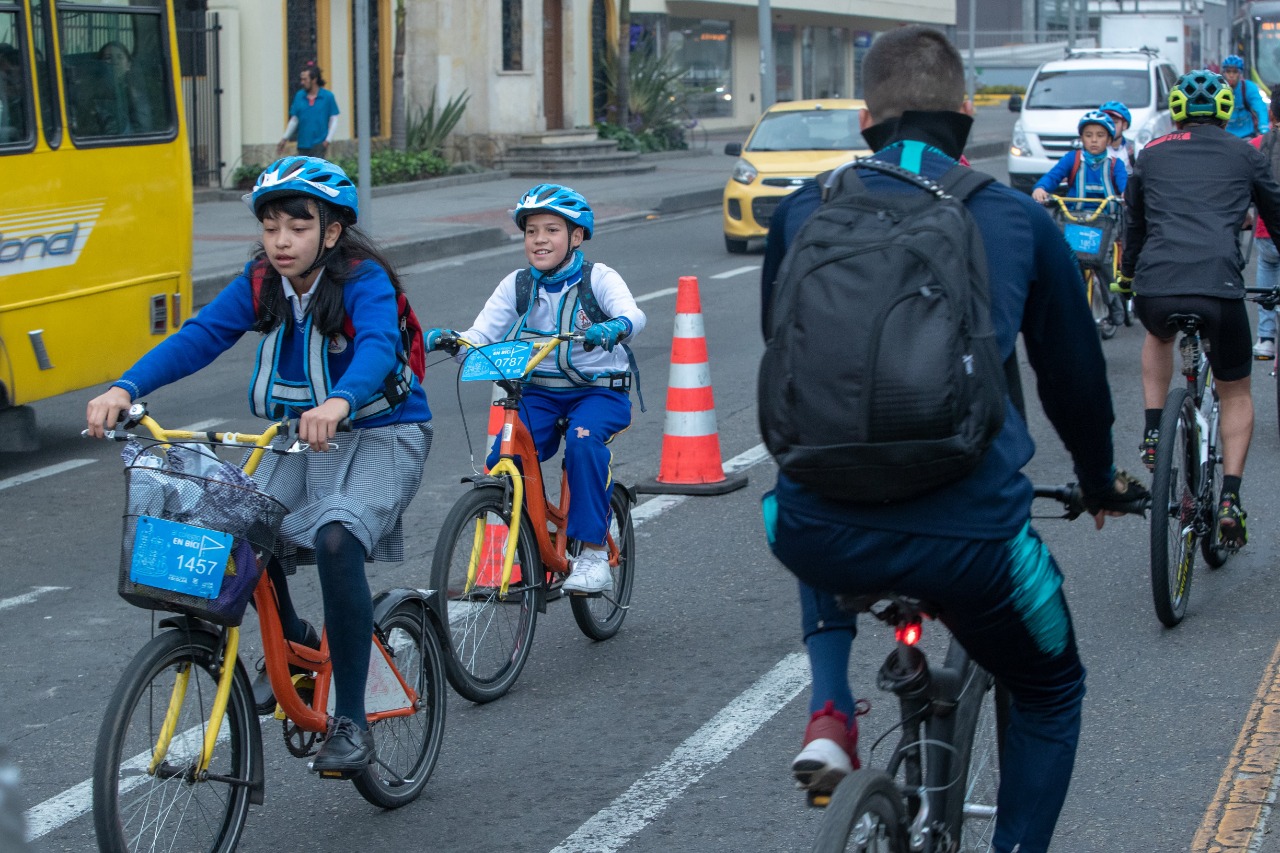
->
xmin=1135 ymin=114 xmax=1160 ymax=148
xmin=731 ymin=159 xmax=758 ymax=185
xmin=1010 ymin=121 xmax=1031 ymax=157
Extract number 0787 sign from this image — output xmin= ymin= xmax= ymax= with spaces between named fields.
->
xmin=130 ymin=515 xmax=233 ymax=599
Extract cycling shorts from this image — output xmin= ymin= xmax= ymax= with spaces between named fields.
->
xmin=1132 ymin=294 xmax=1252 ymax=382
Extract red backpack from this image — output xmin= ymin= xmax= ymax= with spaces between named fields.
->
xmin=248 ymin=258 xmax=426 ymax=383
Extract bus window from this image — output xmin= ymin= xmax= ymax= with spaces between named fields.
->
xmin=0 ymin=5 xmax=33 ymax=150
xmin=58 ymin=0 xmax=174 ymax=142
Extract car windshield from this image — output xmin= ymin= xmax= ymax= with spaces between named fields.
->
xmin=1025 ymin=69 xmax=1151 ymax=109
xmin=746 ymin=109 xmax=866 ymax=151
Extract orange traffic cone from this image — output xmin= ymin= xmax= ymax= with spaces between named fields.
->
xmin=478 ymin=382 xmax=520 ymax=586
xmin=637 ymin=275 xmax=747 ymax=496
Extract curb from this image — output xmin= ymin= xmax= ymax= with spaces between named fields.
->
xmin=194 ymin=168 xmax=513 ymax=205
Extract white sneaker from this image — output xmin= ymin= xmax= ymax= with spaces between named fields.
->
xmin=1254 ymin=339 xmax=1276 ymax=360
xmin=563 ymin=550 xmax=613 ymax=593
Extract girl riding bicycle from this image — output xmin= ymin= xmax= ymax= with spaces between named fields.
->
xmin=426 ymin=184 xmax=645 ymax=594
xmin=85 ymin=156 xmax=433 ymax=775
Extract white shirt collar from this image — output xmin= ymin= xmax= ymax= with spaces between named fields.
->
xmin=280 ymin=270 xmax=324 ymax=324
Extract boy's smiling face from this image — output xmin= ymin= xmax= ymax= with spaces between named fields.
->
xmin=524 ymin=212 xmax=584 ymax=273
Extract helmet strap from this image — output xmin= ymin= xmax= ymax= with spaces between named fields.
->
xmin=301 ymin=204 xmax=338 ymax=277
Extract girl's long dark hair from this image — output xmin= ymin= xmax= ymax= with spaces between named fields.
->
xmin=250 ymin=195 xmax=402 ymax=337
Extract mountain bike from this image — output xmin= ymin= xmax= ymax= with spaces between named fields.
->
xmin=1044 ymin=194 xmax=1126 ymax=338
xmin=90 ymin=404 xmax=447 ymax=853
xmin=1149 ymin=289 xmax=1278 ymax=626
xmin=429 ymin=333 xmax=636 ymax=703
xmin=811 ymin=485 xmax=1093 ymax=853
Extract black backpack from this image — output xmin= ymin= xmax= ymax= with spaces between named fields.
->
xmin=758 ymin=159 xmax=1007 ymax=504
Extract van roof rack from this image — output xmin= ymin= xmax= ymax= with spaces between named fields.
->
xmin=1064 ymin=46 xmax=1161 ymax=59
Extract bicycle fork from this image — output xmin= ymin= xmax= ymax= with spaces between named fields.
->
xmin=149 ymin=627 xmax=240 ymax=778
xmin=465 ymin=459 xmax=524 ymax=598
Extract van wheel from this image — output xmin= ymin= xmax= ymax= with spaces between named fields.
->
xmin=724 ymin=236 xmax=749 ymax=254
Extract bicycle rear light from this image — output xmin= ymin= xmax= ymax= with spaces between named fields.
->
xmin=895 ymin=621 xmax=923 ymax=647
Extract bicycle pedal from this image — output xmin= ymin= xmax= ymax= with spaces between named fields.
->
xmin=313 ymin=768 xmax=359 ymax=781
xmin=806 ymin=791 xmax=833 ymax=808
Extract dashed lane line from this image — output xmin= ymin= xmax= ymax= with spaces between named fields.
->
xmin=0 ymin=460 xmax=94 ymax=492
xmin=0 ymin=587 xmax=70 ymax=612
xmin=710 ymin=265 xmax=761 ymax=279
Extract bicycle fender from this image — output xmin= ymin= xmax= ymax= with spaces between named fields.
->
xmin=611 ymin=482 xmax=637 ymax=507
xmin=156 ymin=615 xmax=266 ymax=805
xmin=372 ymin=588 xmax=446 ymax=639
xmin=459 ymin=474 xmax=505 ymax=488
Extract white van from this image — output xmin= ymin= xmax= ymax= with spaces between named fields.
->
xmin=1007 ymin=48 xmax=1179 ymax=193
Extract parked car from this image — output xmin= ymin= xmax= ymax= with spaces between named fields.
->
xmin=722 ymin=98 xmax=870 ymax=253
xmin=1007 ymin=47 xmax=1178 ymax=193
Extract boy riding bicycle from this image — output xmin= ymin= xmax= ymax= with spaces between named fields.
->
xmin=426 ymin=184 xmax=645 ymax=594
xmin=1222 ymin=54 xmax=1269 ymax=140
xmin=1032 ymin=109 xmax=1128 ymax=329
xmin=1120 ymin=69 xmax=1280 ymax=549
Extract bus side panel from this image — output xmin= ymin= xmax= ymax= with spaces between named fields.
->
xmin=0 ymin=141 xmax=192 ymax=407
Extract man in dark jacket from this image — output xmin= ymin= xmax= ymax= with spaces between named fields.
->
xmin=1122 ymin=68 xmax=1280 ymax=548
xmin=762 ymin=25 xmax=1144 ymax=853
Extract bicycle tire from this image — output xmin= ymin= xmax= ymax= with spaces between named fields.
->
xmin=1086 ymin=270 xmax=1116 ymax=339
xmin=941 ymin=640 xmax=1009 ymax=853
xmin=812 ymin=769 xmax=908 ymax=853
xmin=430 ymin=483 xmax=540 ymax=703
xmin=93 ymin=628 xmax=256 ymax=853
xmin=1150 ymin=387 xmax=1199 ymax=627
xmin=351 ymin=599 xmax=448 ymax=808
xmin=570 ymin=485 xmax=636 ymax=640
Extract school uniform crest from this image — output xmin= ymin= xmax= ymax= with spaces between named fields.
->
xmin=328 ymin=334 xmax=348 ymax=354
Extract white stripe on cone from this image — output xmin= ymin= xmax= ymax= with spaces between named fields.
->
xmin=662 ymin=409 xmax=720 ymax=438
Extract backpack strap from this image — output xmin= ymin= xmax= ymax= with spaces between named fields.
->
xmin=936 ymin=163 xmax=996 ymax=202
xmin=1067 ymin=148 xmax=1082 ymax=187
xmin=514 ymin=262 xmax=602 ymax=320
xmin=249 ymin=258 xmax=271 ymax=323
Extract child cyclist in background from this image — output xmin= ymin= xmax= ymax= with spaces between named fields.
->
xmin=1223 ymin=54 xmax=1269 ymax=140
xmin=1250 ymin=93 xmax=1280 ymax=361
xmin=1100 ymin=99 xmax=1136 ymax=173
xmin=85 ymin=157 xmax=433 ymax=774
xmin=426 ymin=184 xmax=645 ymax=594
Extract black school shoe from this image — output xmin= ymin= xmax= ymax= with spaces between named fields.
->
xmin=312 ymin=716 xmax=376 ymax=773
xmin=252 ymin=621 xmax=321 ymax=713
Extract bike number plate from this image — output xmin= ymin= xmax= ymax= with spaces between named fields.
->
xmin=130 ymin=516 xmax=233 ymax=599
xmin=460 ymin=341 xmax=534 ymax=382
xmin=1064 ymin=223 xmax=1103 ymax=254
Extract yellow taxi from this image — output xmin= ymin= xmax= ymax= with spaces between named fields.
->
xmin=722 ymin=99 xmax=870 ymax=253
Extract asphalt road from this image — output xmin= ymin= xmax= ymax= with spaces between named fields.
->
xmin=6 ymin=155 xmax=1280 ymax=852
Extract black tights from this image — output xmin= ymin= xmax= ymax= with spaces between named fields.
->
xmin=265 ymin=522 xmax=372 ymax=727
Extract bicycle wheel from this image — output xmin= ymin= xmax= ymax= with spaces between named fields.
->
xmin=430 ymin=483 xmax=540 ymax=703
xmin=941 ymin=641 xmax=1009 ymax=853
xmin=1086 ymin=270 xmax=1116 ymax=339
xmin=1150 ymin=387 xmax=1199 ymax=627
xmin=93 ymin=628 xmax=256 ymax=853
xmin=812 ymin=769 xmax=907 ymax=853
xmin=352 ymin=599 xmax=447 ymax=808
xmin=570 ymin=486 xmax=636 ymax=640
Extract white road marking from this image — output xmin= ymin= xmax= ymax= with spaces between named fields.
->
xmin=0 ymin=587 xmax=70 ymax=612
xmin=631 ymin=443 xmax=770 ymax=526
xmin=549 ymin=653 xmax=810 ymax=853
xmin=0 ymin=459 xmax=95 ymax=492
xmin=711 ymin=265 xmax=760 ymax=279
xmin=635 ymin=287 xmax=677 ymax=303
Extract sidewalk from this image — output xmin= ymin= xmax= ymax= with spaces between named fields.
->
xmin=190 ymin=105 xmax=1015 ymax=307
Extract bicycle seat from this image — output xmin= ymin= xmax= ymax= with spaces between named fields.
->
xmin=1167 ymin=312 xmax=1204 ymax=333
xmin=835 ymin=592 xmax=935 ymax=619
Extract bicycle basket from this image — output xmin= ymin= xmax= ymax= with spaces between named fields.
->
xmin=118 ymin=453 xmax=287 ymax=626
xmin=1053 ymin=206 xmax=1120 ymax=270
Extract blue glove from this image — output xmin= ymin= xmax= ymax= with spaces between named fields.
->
xmin=583 ymin=318 xmax=629 ymax=352
xmin=425 ymin=328 xmax=460 ymax=354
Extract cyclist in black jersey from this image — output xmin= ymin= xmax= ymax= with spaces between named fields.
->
xmin=1120 ymin=69 xmax=1280 ymax=548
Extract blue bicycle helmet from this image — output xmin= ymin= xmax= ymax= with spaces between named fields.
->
xmin=1223 ymin=54 xmax=1246 ymax=70
xmin=512 ymin=183 xmax=594 ymax=239
xmin=1099 ymin=100 xmax=1132 ymax=126
xmin=1078 ymin=109 xmax=1117 ymax=138
xmin=1169 ymin=69 xmax=1234 ymax=123
xmin=248 ymin=156 xmax=359 ymax=221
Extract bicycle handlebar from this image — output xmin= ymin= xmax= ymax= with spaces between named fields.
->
xmin=1041 ymin=194 xmax=1123 ymax=224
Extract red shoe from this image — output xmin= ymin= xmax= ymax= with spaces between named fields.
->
xmin=791 ymin=701 xmax=861 ymax=796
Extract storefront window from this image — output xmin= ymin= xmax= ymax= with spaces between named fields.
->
xmin=802 ymin=26 xmax=848 ymax=99
xmin=774 ymin=25 xmax=795 ymax=102
xmin=667 ymin=18 xmax=732 ymax=119
xmin=853 ymin=31 xmax=874 ymax=99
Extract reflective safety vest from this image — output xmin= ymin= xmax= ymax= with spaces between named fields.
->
xmin=248 ymin=314 xmax=413 ymax=423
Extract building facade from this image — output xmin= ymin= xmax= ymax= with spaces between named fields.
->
xmin=189 ymin=0 xmax=952 ymax=187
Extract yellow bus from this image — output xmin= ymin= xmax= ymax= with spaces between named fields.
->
xmin=0 ymin=0 xmax=190 ymax=441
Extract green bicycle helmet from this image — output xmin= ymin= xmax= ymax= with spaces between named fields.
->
xmin=1169 ymin=69 xmax=1234 ymax=123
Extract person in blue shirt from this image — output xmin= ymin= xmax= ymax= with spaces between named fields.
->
xmin=86 ymin=157 xmax=432 ymax=775
xmin=278 ymin=61 xmax=340 ymax=157
xmin=1031 ymin=109 xmax=1128 ymax=204
xmin=761 ymin=25 xmax=1146 ymax=853
xmin=1222 ymin=54 xmax=1269 ymax=139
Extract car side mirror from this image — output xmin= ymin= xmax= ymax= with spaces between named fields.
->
xmin=724 ymin=142 xmax=743 ymax=156
xmin=1008 ymin=94 xmax=1023 ymax=112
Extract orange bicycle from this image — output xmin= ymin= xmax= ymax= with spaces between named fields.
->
xmin=430 ymin=333 xmax=637 ymax=703
xmin=1044 ymin=194 xmax=1126 ymax=338
xmin=90 ymin=404 xmax=447 ymax=853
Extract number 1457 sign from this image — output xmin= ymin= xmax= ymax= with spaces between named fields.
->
xmin=130 ymin=515 xmax=233 ymax=599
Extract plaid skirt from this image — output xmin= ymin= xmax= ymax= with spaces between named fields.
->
xmin=251 ymin=421 xmax=432 ymax=568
